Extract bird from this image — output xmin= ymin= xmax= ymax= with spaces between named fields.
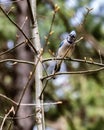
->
xmin=53 ymin=30 xmax=77 ymax=74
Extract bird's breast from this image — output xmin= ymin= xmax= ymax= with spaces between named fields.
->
xmin=58 ymin=44 xmax=75 ymax=57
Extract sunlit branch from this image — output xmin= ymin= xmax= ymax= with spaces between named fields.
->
xmin=39 ymin=80 xmax=49 ymax=100
xmin=41 ymin=55 xmax=104 ymax=94
xmin=7 ymin=7 xmax=15 ymax=15
xmin=0 ymin=93 xmax=62 ymax=107
xmin=42 ymin=67 xmax=104 ymax=81
xmin=45 ymin=0 xmax=69 ymax=30
xmin=21 ymin=16 xmax=28 ymax=29
xmin=0 ymin=100 xmax=62 ymax=120
xmin=43 ymin=57 xmax=104 ymax=67
xmin=0 ymin=107 xmax=14 ymax=130
xmin=43 ymin=4 xmax=60 ymax=52
xmin=0 ymin=59 xmax=35 ymax=65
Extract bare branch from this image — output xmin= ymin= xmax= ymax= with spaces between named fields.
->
xmin=42 ymin=67 xmax=104 ymax=80
xmin=43 ymin=4 xmax=60 ymax=51
xmin=43 ymin=57 xmax=104 ymax=67
xmin=0 ymin=41 xmax=25 ymax=57
xmin=0 ymin=113 xmax=35 ymax=121
xmin=0 ymin=107 xmax=15 ymax=130
xmin=81 ymin=7 xmax=93 ymax=26
xmin=0 ymin=94 xmax=17 ymax=106
xmin=0 ymin=93 xmax=62 ymax=107
xmin=20 ymin=16 xmax=28 ymax=29
xmin=39 ymin=80 xmax=49 ymax=100
xmin=0 ymin=101 xmax=62 ymax=120
xmin=0 ymin=59 xmax=35 ymax=65
xmin=0 ymin=6 xmax=37 ymax=54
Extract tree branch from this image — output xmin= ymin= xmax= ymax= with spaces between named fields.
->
xmin=43 ymin=57 xmax=104 ymax=67
xmin=0 ymin=107 xmax=15 ymax=130
xmin=0 ymin=41 xmax=25 ymax=57
xmin=30 ymin=0 xmax=45 ymax=129
xmin=42 ymin=67 xmax=104 ymax=80
xmin=0 ymin=6 xmax=37 ymax=54
xmin=0 ymin=59 xmax=35 ymax=65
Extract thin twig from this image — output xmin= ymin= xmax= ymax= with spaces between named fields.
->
xmin=0 ymin=101 xmax=62 ymax=120
xmin=81 ymin=7 xmax=93 ymax=26
xmin=43 ymin=57 xmax=104 ymax=67
xmin=0 ymin=107 xmax=14 ymax=130
xmin=0 ymin=6 xmax=37 ymax=54
xmin=0 ymin=113 xmax=35 ymax=120
xmin=39 ymin=80 xmax=49 ymax=100
xmin=0 ymin=37 xmax=36 ymax=57
xmin=20 ymin=16 xmax=28 ymax=29
xmin=7 ymin=7 xmax=15 ymax=15
xmin=0 ymin=94 xmax=17 ymax=105
xmin=0 ymin=41 xmax=25 ymax=57
xmin=42 ymin=67 xmax=104 ymax=80
xmin=0 ymin=93 xmax=62 ymax=107
xmin=0 ymin=59 xmax=35 ymax=65
xmin=43 ymin=4 xmax=59 ymax=52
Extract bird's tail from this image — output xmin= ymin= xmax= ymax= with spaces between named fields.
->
xmin=54 ymin=61 xmax=61 ymax=72
xmin=52 ymin=60 xmax=62 ymax=79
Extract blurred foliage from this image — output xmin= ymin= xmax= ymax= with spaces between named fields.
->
xmin=0 ymin=0 xmax=104 ymax=130
xmin=0 ymin=11 xmax=16 ymax=42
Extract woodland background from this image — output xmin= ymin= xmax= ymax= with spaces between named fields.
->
xmin=0 ymin=0 xmax=104 ymax=130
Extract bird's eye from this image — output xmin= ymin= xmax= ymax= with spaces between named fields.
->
xmin=69 ymin=34 xmax=75 ymax=38
xmin=71 ymin=35 xmax=75 ymax=38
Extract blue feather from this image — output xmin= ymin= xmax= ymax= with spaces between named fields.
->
xmin=59 ymin=41 xmax=64 ymax=48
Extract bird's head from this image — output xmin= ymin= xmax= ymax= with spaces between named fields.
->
xmin=67 ymin=30 xmax=76 ymax=44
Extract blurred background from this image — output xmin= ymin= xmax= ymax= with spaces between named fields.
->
xmin=0 ymin=0 xmax=104 ymax=130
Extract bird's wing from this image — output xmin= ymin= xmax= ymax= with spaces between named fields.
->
xmin=59 ymin=40 xmax=64 ymax=48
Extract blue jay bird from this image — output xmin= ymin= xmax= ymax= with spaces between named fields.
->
xmin=53 ymin=30 xmax=77 ymax=73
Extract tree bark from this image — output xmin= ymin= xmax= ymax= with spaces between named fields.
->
xmin=14 ymin=1 xmax=34 ymax=130
xmin=30 ymin=0 xmax=45 ymax=129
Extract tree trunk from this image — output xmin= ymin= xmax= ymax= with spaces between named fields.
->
xmin=14 ymin=1 xmax=34 ymax=130
xmin=31 ymin=0 xmax=45 ymax=129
